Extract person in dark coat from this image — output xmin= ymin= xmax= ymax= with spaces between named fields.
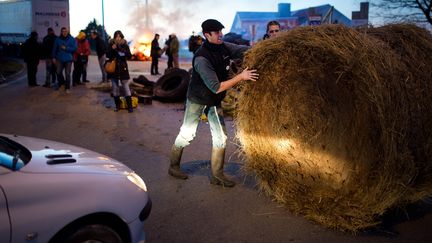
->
xmin=42 ymin=27 xmax=57 ymax=87
xmin=167 ymin=19 xmax=259 ymax=187
xmin=22 ymin=31 xmax=41 ymax=87
xmin=164 ymin=35 xmax=173 ymax=70
xmin=169 ymin=33 xmax=180 ymax=68
xmin=106 ymin=30 xmax=133 ymax=113
xmin=90 ymin=30 xmax=108 ymax=82
xmin=150 ymin=33 xmax=161 ymax=75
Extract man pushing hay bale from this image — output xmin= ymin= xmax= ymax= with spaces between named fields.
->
xmin=235 ymin=24 xmax=432 ymax=232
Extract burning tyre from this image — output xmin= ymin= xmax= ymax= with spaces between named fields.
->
xmin=153 ymin=68 xmax=190 ymax=102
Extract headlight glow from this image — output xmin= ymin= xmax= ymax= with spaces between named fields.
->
xmin=127 ymin=172 xmax=148 ymax=191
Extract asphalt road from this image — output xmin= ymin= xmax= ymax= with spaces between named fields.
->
xmin=0 ymin=56 xmax=431 ymax=243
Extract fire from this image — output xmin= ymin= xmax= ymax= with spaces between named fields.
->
xmin=130 ymin=33 xmax=153 ymax=61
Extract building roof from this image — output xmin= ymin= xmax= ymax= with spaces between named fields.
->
xmin=235 ymin=12 xmax=280 ymax=21
xmin=232 ymin=4 xmax=351 ymax=27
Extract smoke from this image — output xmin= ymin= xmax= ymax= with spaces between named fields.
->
xmin=127 ymin=0 xmax=200 ymax=42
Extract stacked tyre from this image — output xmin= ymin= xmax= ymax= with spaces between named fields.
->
xmin=153 ymin=68 xmax=190 ymax=102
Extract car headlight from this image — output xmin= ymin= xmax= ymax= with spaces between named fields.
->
xmin=127 ymin=172 xmax=148 ymax=192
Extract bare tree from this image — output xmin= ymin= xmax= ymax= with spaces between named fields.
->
xmin=370 ymin=0 xmax=432 ymax=26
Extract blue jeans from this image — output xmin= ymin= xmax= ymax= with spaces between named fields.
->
xmin=56 ymin=61 xmax=72 ymax=89
xmin=45 ymin=58 xmax=56 ymax=85
xmin=174 ymin=99 xmax=227 ymax=149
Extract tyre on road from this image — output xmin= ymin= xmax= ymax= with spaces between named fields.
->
xmin=55 ymin=224 xmax=123 ymax=243
xmin=153 ymin=68 xmax=190 ymax=102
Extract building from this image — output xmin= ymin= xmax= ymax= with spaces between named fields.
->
xmin=0 ymin=0 xmax=70 ymax=44
xmin=230 ymin=2 xmax=369 ymax=43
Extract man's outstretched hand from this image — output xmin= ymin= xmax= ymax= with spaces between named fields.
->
xmin=240 ymin=67 xmax=259 ymax=82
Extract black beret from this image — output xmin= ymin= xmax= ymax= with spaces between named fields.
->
xmin=201 ymin=19 xmax=225 ymax=32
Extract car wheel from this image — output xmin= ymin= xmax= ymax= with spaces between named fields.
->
xmin=63 ymin=224 xmax=123 ymax=243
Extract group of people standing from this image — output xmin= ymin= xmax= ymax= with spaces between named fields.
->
xmin=22 ymin=27 xmax=135 ymax=112
xmin=22 ymin=27 xmax=108 ymax=93
xmin=150 ymin=33 xmax=180 ymax=75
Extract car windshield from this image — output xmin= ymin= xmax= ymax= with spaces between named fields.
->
xmin=0 ymin=136 xmax=31 ymax=171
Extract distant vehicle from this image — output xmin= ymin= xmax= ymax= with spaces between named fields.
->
xmin=0 ymin=133 xmax=151 ymax=243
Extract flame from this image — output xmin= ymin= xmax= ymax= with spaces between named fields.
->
xmin=131 ymin=33 xmax=153 ymax=61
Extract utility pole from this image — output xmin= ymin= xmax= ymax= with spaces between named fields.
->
xmin=145 ymin=0 xmax=149 ymax=28
xmin=102 ymin=0 xmax=105 ymax=41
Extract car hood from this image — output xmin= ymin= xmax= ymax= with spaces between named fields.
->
xmin=2 ymin=134 xmax=133 ymax=175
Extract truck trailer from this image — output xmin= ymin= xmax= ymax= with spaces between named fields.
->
xmin=0 ymin=0 xmax=70 ymax=44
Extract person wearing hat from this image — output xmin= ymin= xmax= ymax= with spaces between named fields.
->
xmin=168 ymin=19 xmax=259 ymax=187
xmin=22 ymin=31 xmax=42 ymax=87
xmin=72 ymin=31 xmax=91 ymax=85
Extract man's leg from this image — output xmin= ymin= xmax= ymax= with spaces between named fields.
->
xmin=98 ymin=55 xmax=107 ymax=82
xmin=155 ymin=57 xmax=160 ymax=74
xmin=44 ymin=60 xmax=51 ymax=87
xmin=150 ymin=58 xmax=156 ymax=75
xmin=56 ymin=61 xmax=65 ymax=89
xmin=72 ymin=61 xmax=81 ymax=85
xmin=64 ymin=62 xmax=72 ymax=91
xmin=169 ymin=100 xmax=205 ymax=179
xmin=168 ymin=55 xmax=173 ymax=69
xmin=27 ymin=63 xmax=38 ymax=86
xmin=207 ymin=106 xmax=235 ymax=187
xmin=51 ymin=61 xmax=57 ymax=84
xmin=173 ymin=54 xmax=179 ymax=68
xmin=82 ymin=63 xmax=88 ymax=82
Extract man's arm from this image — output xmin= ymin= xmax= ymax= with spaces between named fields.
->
xmin=195 ymin=56 xmax=258 ymax=94
xmin=224 ymin=41 xmax=250 ymax=59
xmin=194 ymin=56 xmax=220 ymax=93
xmin=217 ymin=67 xmax=258 ymax=93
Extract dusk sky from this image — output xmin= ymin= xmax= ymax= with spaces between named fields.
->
xmin=70 ymin=0 xmax=365 ymax=41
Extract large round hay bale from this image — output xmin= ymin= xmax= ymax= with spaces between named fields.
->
xmin=365 ymin=24 xmax=432 ymax=190
xmin=235 ymin=24 xmax=432 ymax=231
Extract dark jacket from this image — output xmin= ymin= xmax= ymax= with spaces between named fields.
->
xmin=94 ymin=36 xmax=107 ymax=58
xmin=106 ymin=39 xmax=131 ymax=80
xmin=22 ymin=36 xmax=41 ymax=64
xmin=42 ymin=33 xmax=57 ymax=59
xmin=164 ymin=38 xmax=171 ymax=56
xmin=187 ymin=41 xmax=231 ymax=106
xmin=150 ymin=38 xmax=161 ymax=58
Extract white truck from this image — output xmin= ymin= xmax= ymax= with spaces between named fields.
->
xmin=0 ymin=0 xmax=70 ymax=44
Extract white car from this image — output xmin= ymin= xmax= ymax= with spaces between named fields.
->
xmin=0 ymin=134 xmax=151 ymax=243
